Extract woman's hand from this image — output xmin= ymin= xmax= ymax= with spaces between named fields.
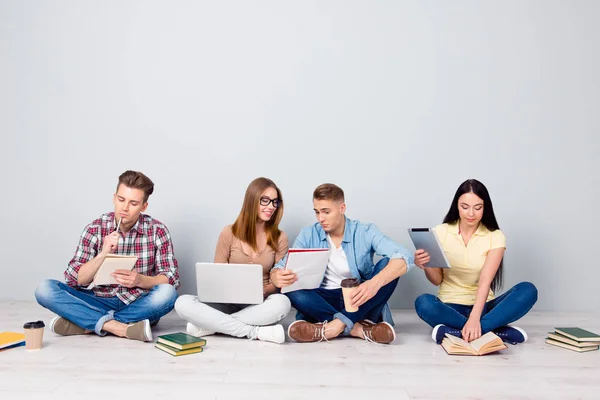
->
xmin=462 ymin=317 xmax=482 ymax=342
xmin=263 ymin=282 xmax=278 ymax=299
xmin=414 ymin=249 xmax=430 ymax=269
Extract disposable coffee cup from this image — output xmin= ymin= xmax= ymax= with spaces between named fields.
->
xmin=341 ymin=278 xmax=360 ymax=312
xmin=23 ymin=321 xmax=45 ymax=350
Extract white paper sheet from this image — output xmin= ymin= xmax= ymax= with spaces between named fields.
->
xmin=281 ymin=248 xmax=331 ymax=294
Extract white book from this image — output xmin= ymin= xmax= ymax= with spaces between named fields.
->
xmin=88 ymin=254 xmax=138 ymax=288
xmin=281 ymin=248 xmax=330 ymax=294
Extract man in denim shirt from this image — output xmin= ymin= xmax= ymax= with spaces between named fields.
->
xmin=271 ymin=184 xmax=414 ymax=344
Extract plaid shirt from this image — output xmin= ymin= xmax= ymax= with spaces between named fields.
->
xmin=65 ymin=212 xmax=180 ymax=304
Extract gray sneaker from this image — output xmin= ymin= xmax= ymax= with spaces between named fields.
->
xmin=50 ymin=316 xmax=89 ymax=336
xmin=125 ymin=319 xmax=152 ymax=342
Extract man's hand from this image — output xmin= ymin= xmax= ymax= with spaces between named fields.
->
xmin=111 ymin=269 xmax=142 ymax=288
xmin=414 ymin=249 xmax=430 ymax=269
xmin=461 ymin=317 xmax=482 ymax=342
xmin=270 ymin=269 xmax=297 ymax=288
xmin=101 ymin=232 xmax=120 ymax=255
xmin=350 ymin=279 xmax=382 ymax=308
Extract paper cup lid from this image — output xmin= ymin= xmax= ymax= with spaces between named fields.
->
xmin=341 ymin=278 xmax=360 ymax=288
xmin=23 ymin=320 xmax=45 ymax=329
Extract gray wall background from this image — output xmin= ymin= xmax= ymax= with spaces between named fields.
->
xmin=1 ymin=1 xmax=598 ymax=311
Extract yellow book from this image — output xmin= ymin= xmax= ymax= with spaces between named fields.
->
xmin=155 ymin=343 xmax=203 ymax=356
xmin=545 ymin=338 xmax=599 ymax=353
xmin=156 ymin=332 xmax=206 ymax=350
xmin=0 ymin=332 xmax=26 ymax=350
xmin=441 ymin=332 xmax=508 ymax=356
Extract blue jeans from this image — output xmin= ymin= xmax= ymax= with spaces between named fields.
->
xmin=285 ymin=258 xmax=398 ymax=335
xmin=414 ymin=281 xmax=538 ymax=333
xmin=35 ymin=279 xmax=178 ymax=336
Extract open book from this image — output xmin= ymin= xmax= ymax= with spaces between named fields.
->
xmin=88 ymin=254 xmax=138 ymax=288
xmin=441 ymin=332 xmax=508 ymax=356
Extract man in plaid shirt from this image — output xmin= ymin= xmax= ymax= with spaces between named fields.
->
xmin=35 ymin=170 xmax=180 ymax=342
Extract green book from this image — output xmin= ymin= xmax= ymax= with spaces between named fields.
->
xmin=554 ymin=328 xmax=600 ymax=342
xmin=155 ymin=343 xmax=203 ymax=357
xmin=156 ymin=332 xmax=207 ymax=350
xmin=547 ymin=332 xmax=599 ymax=347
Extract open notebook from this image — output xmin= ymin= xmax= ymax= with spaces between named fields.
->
xmin=88 ymin=254 xmax=138 ymax=288
xmin=280 ymin=249 xmax=330 ymax=294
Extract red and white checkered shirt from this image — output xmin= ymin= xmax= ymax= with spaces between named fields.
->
xmin=65 ymin=212 xmax=180 ymax=304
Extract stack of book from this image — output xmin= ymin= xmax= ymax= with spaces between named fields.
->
xmin=155 ymin=332 xmax=207 ymax=356
xmin=545 ymin=327 xmax=600 ymax=352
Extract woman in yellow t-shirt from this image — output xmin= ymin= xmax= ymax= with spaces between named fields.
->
xmin=414 ymin=179 xmax=537 ymax=345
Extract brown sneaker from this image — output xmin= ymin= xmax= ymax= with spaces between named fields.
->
xmin=125 ymin=319 xmax=152 ymax=342
xmin=50 ymin=316 xmax=90 ymax=336
xmin=287 ymin=320 xmax=329 ymax=343
xmin=359 ymin=320 xmax=396 ymax=344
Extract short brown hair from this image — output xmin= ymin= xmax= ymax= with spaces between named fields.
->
xmin=117 ymin=170 xmax=154 ymax=202
xmin=313 ymin=183 xmax=345 ymax=202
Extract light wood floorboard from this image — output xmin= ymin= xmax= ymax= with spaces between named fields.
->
xmin=1 ymin=302 xmax=599 ymax=399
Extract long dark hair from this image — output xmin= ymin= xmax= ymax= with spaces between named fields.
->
xmin=443 ymin=179 xmax=503 ymax=292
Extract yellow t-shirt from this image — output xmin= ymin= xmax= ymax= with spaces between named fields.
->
xmin=434 ymin=223 xmax=506 ymax=305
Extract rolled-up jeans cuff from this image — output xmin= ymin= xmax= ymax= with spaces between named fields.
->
xmin=95 ymin=310 xmax=115 ymax=336
xmin=333 ymin=312 xmax=353 ymax=335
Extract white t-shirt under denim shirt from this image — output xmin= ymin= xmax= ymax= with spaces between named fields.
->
xmin=321 ymin=234 xmax=353 ymax=289
xmin=273 ymin=217 xmax=416 ymax=326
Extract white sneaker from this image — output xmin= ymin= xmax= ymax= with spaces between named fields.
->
xmin=186 ymin=322 xmax=216 ymax=338
xmin=255 ymin=324 xmax=285 ymax=344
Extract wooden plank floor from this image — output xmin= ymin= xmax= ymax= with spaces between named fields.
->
xmin=1 ymin=302 xmax=599 ymax=399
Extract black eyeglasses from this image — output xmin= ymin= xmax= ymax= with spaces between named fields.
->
xmin=260 ymin=197 xmax=281 ymax=208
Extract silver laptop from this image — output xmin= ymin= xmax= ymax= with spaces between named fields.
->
xmin=195 ymin=262 xmax=264 ymax=304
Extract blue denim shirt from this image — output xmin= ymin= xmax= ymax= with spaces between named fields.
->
xmin=275 ymin=217 xmax=415 ymax=325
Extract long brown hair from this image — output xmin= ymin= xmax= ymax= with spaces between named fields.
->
xmin=231 ymin=177 xmax=284 ymax=251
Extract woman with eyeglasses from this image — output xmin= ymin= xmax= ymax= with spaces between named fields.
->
xmin=414 ymin=179 xmax=538 ymax=345
xmin=175 ymin=177 xmax=291 ymax=344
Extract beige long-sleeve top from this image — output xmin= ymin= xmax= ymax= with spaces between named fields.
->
xmin=214 ymin=225 xmax=289 ymax=285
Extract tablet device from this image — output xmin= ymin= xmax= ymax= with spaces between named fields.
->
xmin=408 ymin=228 xmax=451 ymax=268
